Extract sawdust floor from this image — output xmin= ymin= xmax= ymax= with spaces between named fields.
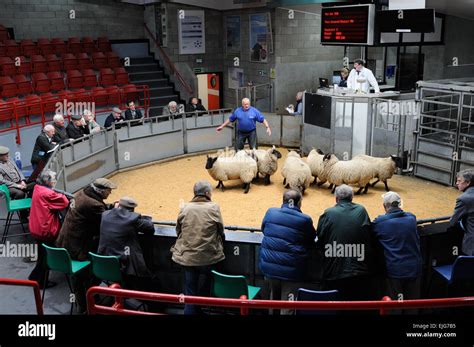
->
xmin=107 ymin=147 xmax=459 ymax=228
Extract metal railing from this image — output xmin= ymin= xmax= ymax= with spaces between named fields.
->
xmin=235 ymin=83 xmax=273 ymax=112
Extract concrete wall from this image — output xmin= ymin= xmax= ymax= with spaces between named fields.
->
xmin=0 ymin=0 xmax=145 ymax=40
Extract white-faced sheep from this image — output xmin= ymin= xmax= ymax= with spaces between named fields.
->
xmin=306 ymin=148 xmax=327 ymax=186
xmin=321 ymin=154 xmax=375 ymax=194
xmin=352 ymin=154 xmax=402 ymax=191
xmin=205 ymin=150 xmax=258 ymax=193
xmin=245 ymin=146 xmax=282 ymax=185
xmin=281 ymin=151 xmax=312 ymax=194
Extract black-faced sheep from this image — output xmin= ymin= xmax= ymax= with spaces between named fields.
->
xmin=352 ymin=154 xmax=402 ymax=191
xmin=281 ymin=151 xmax=312 ymax=194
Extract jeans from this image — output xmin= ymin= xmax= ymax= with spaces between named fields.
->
xmin=236 ymin=129 xmax=257 ymax=151
xmin=182 ymin=263 xmax=220 ymax=315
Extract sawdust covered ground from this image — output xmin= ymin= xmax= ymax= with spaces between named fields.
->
xmin=107 ymin=147 xmax=459 ymax=228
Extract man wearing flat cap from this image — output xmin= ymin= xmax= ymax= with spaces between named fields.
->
xmin=66 ymin=114 xmax=90 ymax=140
xmin=56 ymin=177 xmax=118 ymax=313
xmin=0 ymin=145 xmax=35 ymax=203
xmin=98 ymin=196 xmax=156 ymax=292
xmin=104 ymin=107 xmax=126 ymax=129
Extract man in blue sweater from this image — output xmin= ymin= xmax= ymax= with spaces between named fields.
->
xmin=372 ymin=191 xmax=422 ymax=310
xmin=259 ymin=189 xmax=316 ymax=314
xmin=216 ymin=98 xmax=271 ymax=150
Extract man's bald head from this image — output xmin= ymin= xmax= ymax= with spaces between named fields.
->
xmin=283 ymin=189 xmax=302 ymax=208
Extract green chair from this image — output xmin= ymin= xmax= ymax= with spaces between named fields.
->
xmin=0 ymin=184 xmax=31 ymax=244
xmin=42 ymin=244 xmax=91 ymax=315
xmin=211 ymin=270 xmax=261 ymax=300
xmin=88 ymin=252 xmax=122 ymax=284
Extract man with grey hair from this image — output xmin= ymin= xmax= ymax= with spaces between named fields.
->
xmin=52 ymin=114 xmax=70 ymax=144
xmin=450 ymin=169 xmax=474 ymax=255
xmin=316 ymin=184 xmax=375 ymax=301
xmin=31 ymin=124 xmax=58 ymax=170
xmin=171 ymin=180 xmax=225 ymax=314
xmin=372 ymin=191 xmax=422 ymax=310
xmin=287 ymin=91 xmax=304 ymax=116
xmin=162 ymin=100 xmax=183 ymax=117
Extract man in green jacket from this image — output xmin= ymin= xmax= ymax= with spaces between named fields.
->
xmin=316 ymin=184 xmax=375 ymax=301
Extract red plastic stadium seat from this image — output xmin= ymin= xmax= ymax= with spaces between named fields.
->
xmin=67 ymin=37 xmax=82 ymax=54
xmin=13 ymin=74 xmax=32 ymax=95
xmin=121 ymin=84 xmax=139 ymax=103
xmin=81 ymin=69 xmax=97 ymax=88
xmin=45 ymin=54 xmax=61 ymax=72
xmin=0 ymin=57 xmax=16 ymax=76
xmin=92 ymin=52 xmax=107 ymax=69
xmin=67 ymin=69 xmax=84 ymax=89
xmin=62 ymin=53 xmax=78 ymax=71
xmin=24 ymin=94 xmax=42 ymax=117
xmin=15 ymin=56 xmax=31 ymax=75
xmin=0 ymin=28 xmax=9 ymax=42
xmin=47 ymin=71 xmax=65 ymax=92
xmin=51 ymin=38 xmax=67 ymax=55
xmin=0 ymin=76 xmax=17 ymax=98
xmin=4 ymin=40 xmax=21 ymax=58
xmin=7 ymin=97 xmax=27 ymax=119
xmin=40 ymin=93 xmax=60 ymax=113
xmin=97 ymin=37 xmax=111 ymax=52
xmin=37 ymin=38 xmax=54 ymax=55
xmin=114 ymin=67 xmax=129 ymax=85
xmin=32 ymin=72 xmax=50 ymax=93
xmin=20 ymin=39 xmax=39 ymax=56
xmin=31 ymin=55 xmax=48 ymax=73
xmin=82 ymin=37 xmax=96 ymax=53
xmin=76 ymin=53 xmax=92 ymax=70
xmin=92 ymin=86 xmax=108 ymax=106
xmin=99 ymin=68 xmax=115 ymax=86
xmin=0 ymin=43 xmax=6 ymax=57
xmin=106 ymin=52 xmax=121 ymax=68
xmin=0 ymin=99 xmax=16 ymax=126
xmin=105 ymin=86 xmax=121 ymax=105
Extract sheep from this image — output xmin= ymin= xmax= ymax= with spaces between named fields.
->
xmin=281 ymin=151 xmax=312 ymax=194
xmin=352 ymin=154 xmax=402 ymax=191
xmin=216 ymin=147 xmax=236 ymax=158
xmin=321 ymin=154 xmax=375 ymax=195
xmin=306 ymin=148 xmax=328 ymax=186
xmin=245 ymin=146 xmax=282 ymax=185
xmin=205 ymin=150 xmax=258 ymax=194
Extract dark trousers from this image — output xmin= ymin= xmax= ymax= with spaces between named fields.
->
xmin=325 ymin=275 xmax=374 ymax=301
xmin=28 ymin=238 xmax=52 ymax=288
xmin=182 ymin=263 xmax=221 ymax=315
xmin=385 ymin=277 xmax=421 ymax=314
xmin=265 ymin=277 xmax=310 ymax=315
xmin=236 ymin=130 xmax=257 ymax=151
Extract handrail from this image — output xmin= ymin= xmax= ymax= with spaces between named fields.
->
xmin=143 ymin=23 xmax=193 ymax=95
xmin=87 ymin=285 xmax=474 ymax=316
xmin=153 ymin=220 xmax=261 ymax=233
xmin=0 ymin=278 xmax=44 ymax=315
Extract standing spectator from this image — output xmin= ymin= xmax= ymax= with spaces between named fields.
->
xmin=347 ymin=58 xmax=380 ymax=94
xmin=372 ymin=191 xmax=422 ymax=309
xmin=216 ymin=98 xmax=272 ymax=151
xmin=0 ymin=146 xmax=34 ymax=202
xmin=259 ymin=189 xmax=316 ymax=314
xmin=186 ymin=97 xmax=206 ymax=114
xmin=30 ymin=125 xmax=57 ymax=170
xmin=450 ymin=169 xmax=474 ymax=255
xmin=124 ymin=100 xmax=144 ymax=121
xmin=104 ymin=107 xmax=125 ymax=129
xmin=316 ymin=184 xmax=374 ymax=301
xmin=83 ymin=109 xmax=101 ymax=135
xmin=287 ymin=92 xmax=304 ymax=116
xmin=52 ymin=114 xmax=70 ymax=144
xmin=28 ymin=170 xmax=70 ymax=289
xmin=66 ymin=114 xmax=90 ymax=140
xmin=170 ymin=180 xmax=225 ymax=315
xmin=98 ymin=196 xmax=156 ymax=291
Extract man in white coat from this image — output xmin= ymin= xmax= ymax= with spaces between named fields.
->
xmin=347 ymin=59 xmax=380 ymax=94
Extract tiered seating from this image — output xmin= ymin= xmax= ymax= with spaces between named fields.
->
xmin=82 ymin=69 xmax=97 ymax=88
xmin=66 ymin=69 xmax=83 ymax=89
xmin=16 ymin=56 xmax=31 ymax=74
xmin=99 ymin=68 xmax=115 ymax=86
xmin=4 ymin=40 xmax=20 ymax=57
xmin=13 ymin=75 xmax=32 ymax=95
xmin=97 ymin=37 xmax=112 ymax=51
xmin=0 ymin=76 xmax=17 ymax=97
xmin=51 ymin=38 xmax=67 ymax=54
xmin=62 ymin=53 xmax=77 ymax=71
xmin=45 ymin=54 xmax=61 ymax=72
xmin=37 ymin=38 xmax=54 ymax=55
xmin=47 ymin=71 xmax=65 ymax=91
xmin=20 ymin=39 xmax=39 ymax=56
xmin=31 ymin=55 xmax=48 ymax=73
xmin=32 ymin=73 xmax=50 ymax=93
xmin=0 ymin=57 xmax=16 ymax=76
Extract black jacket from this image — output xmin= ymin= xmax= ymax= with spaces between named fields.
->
xmin=104 ymin=113 xmax=126 ymax=128
xmin=52 ymin=124 xmax=69 ymax=144
xmin=31 ymin=132 xmax=56 ymax=165
xmin=66 ymin=122 xmax=90 ymax=140
xmin=185 ymin=103 xmax=206 ymax=113
xmin=124 ymin=108 xmax=143 ymax=120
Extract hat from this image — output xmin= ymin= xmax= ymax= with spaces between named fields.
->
xmin=0 ymin=146 xmax=9 ymax=155
xmin=93 ymin=178 xmax=117 ymax=189
xmin=119 ymin=196 xmax=137 ymax=209
xmin=382 ymin=191 xmax=401 ymax=207
xmin=112 ymin=107 xmax=122 ymax=114
xmin=71 ymin=114 xmax=82 ymax=120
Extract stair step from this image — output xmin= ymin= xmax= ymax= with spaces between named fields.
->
xmin=130 ymin=71 xmax=164 ymax=81
xmin=148 ymin=86 xmax=174 ymax=97
xmin=126 ymin=64 xmax=162 ymax=73
xmin=149 ymin=95 xmax=179 ymax=107
xmin=131 ymin=57 xmax=155 ymax=64
xmin=138 ymin=79 xmax=169 ymax=88
xmin=149 ymin=105 xmax=165 ymax=117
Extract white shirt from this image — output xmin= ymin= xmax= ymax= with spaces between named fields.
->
xmin=347 ymin=66 xmax=380 ymax=93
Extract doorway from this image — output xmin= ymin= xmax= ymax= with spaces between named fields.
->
xmin=196 ymin=72 xmax=223 ymax=110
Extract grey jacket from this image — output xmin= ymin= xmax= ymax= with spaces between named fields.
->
xmin=450 ymin=186 xmax=474 ymax=255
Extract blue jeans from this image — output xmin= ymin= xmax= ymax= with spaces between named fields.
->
xmin=236 ymin=129 xmax=257 ymax=151
xmin=183 ymin=264 xmax=219 ymax=315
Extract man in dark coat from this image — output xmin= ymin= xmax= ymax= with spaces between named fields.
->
xmin=66 ymin=114 xmax=90 ymax=140
xmin=259 ymin=189 xmax=316 ymax=314
xmin=52 ymin=114 xmax=70 ymax=144
xmin=98 ymin=196 xmax=155 ymax=290
xmin=316 ymin=184 xmax=375 ymax=301
xmin=124 ymin=101 xmax=144 ymax=121
xmin=104 ymin=107 xmax=126 ymax=129
xmin=31 ymin=125 xmax=58 ymax=170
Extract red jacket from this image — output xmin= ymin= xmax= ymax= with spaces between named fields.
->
xmin=29 ymin=185 xmax=69 ymax=241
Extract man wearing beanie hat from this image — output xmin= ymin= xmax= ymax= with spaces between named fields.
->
xmin=0 ymin=145 xmax=35 ymax=203
xmin=98 ymin=196 xmax=156 ymax=292
xmin=372 ymin=191 xmax=422 ymax=311
xmin=66 ymin=114 xmax=90 ymax=140
xmin=104 ymin=107 xmax=125 ymax=129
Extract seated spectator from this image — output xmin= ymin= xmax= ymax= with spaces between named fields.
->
xmin=28 ymin=170 xmax=70 ymax=289
xmin=52 ymin=114 xmax=70 ymax=144
xmin=372 ymin=192 xmax=422 ymax=312
xmin=0 ymin=145 xmax=35 ymax=202
xmin=104 ymin=107 xmax=125 ymax=129
xmin=170 ymin=180 xmax=225 ymax=315
xmin=316 ymin=184 xmax=375 ymax=301
xmin=162 ymin=101 xmax=183 ymax=117
xmin=124 ymin=100 xmax=144 ymax=121
xmin=83 ymin=109 xmax=101 ymax=135
xmin=339 ymin=68 xmax=349 ymax=88
xmin=287 ymin=92 xmax=303 ymax=116
xmin=98 ymin=196 xmax=156 ymax=291
xmin=66 ymin=114 xmax=90 ymax=140
xmin=259 ymin=189 xmax=316 ymax=315
xmin=31 ymin=125 xmax=58 ymax=170
xmin=185 ymin=97 xmax=206 ymax=114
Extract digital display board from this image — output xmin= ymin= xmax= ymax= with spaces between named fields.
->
xmin=321 ymin=4 xmax=374 ymax=45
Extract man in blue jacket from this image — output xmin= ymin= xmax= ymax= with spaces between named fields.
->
xmin=259 ymin=189 xmax=316 ymax=314
xmin=216 ymin=98 xmax=271 ymax=150
xmin=372 ymin=191 xmax=422 ymax=310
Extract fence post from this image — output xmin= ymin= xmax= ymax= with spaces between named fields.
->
xmin=240 ymin=295 xmax=249 ymax=316
xmin=379 ymin=295 xmax=392 ymax=315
